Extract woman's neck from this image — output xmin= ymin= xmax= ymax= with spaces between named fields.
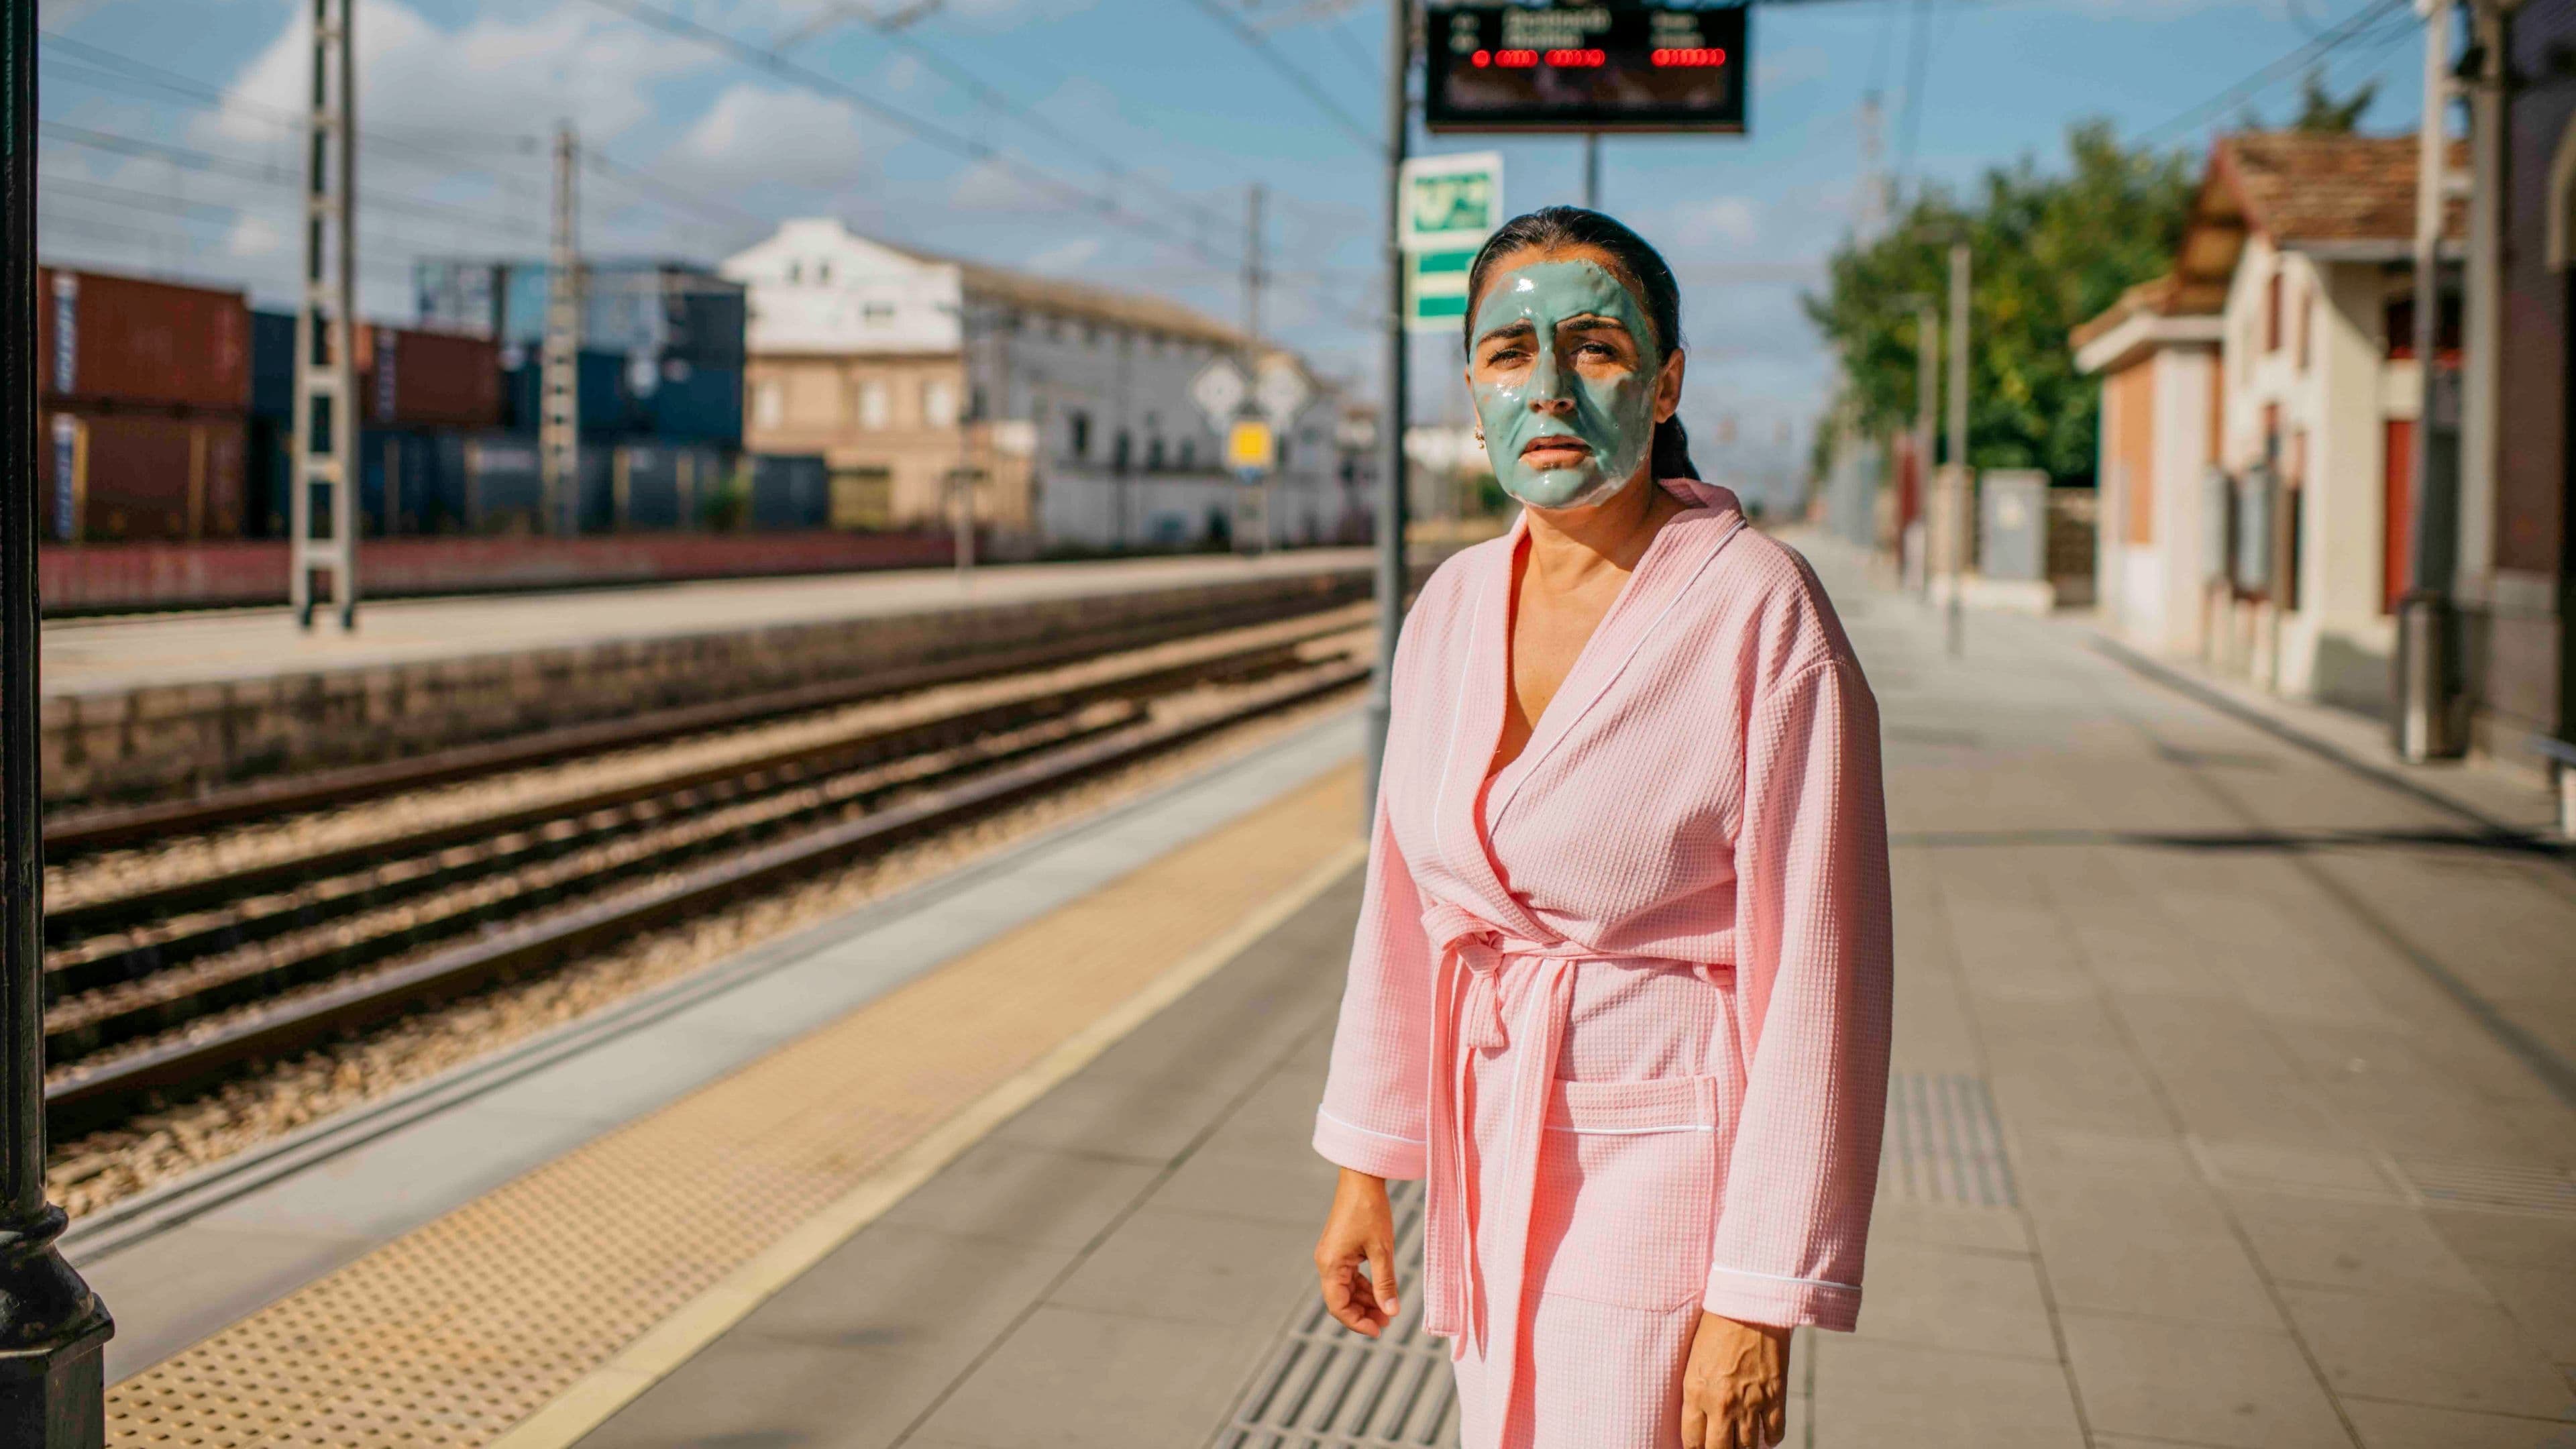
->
xmin=1519 ymin=472 xmax=1686 ymax=592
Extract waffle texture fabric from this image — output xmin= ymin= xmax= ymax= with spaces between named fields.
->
xmin=1313 ymin=478 xmax=1894 ymax=1448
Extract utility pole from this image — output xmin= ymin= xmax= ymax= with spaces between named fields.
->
xmin=1243 ymin=182 xmax=1270 ymax=556
xmin=1364 ymin=0 xmax=1411 ymax=829
xmin=2 ymin=7 xmax=117 ymax=1442
xmin=2398 ymin=0 xmax=2462 ymax=760
xmin=1945 ymin=240 xmax=1970 ymax=659
xmin=1582 ymin=133 xmax=1600 ymax=209
xmin=1913 ymin=299 xmax=1937 ymax=598
xmin=541 ymin=123 xmax=582 ymax=539
xmin=290 ymin=0 xmax=358 ymax=630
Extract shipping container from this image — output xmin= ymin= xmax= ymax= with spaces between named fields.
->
xmin=504 ymin=349 xmax=641 ymax=435
xmin=246 ymin=417 xmax=291 ymax=537
xmin=36 ymin=266 xmax=252 ymax=413
xmin=40 ymin=411 xmax=247 ymax=542
xmin=610 ymin=443 xmax=730 ymax=531
xmin=749 ymin=453 xmax=830 ymax=531
xmin=357 ymin=325 xmax=504 ymax=429
xmin=464 ymin=433 xmax=545 ymax=532
xmin=358 ymin=429 xmax=473 ymax=536
xmin=642 ymin=360 xmax=743 ymax=446
xmin=417 ymin=259 xmax=747 ymax=367
xmin=251 ymin=310 xmax=297 ymax=423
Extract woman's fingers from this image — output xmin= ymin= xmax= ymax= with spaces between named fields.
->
xmin=1763 ymin=1391 xmax=1786 ymax=1446
xmin=1678 ymin=1390 xmax=1707 ymax=1449
xmin=1368 ymin=1235 xmax=1401 ymax=1322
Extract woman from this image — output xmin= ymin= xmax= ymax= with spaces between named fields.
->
xmin=1309 ymin=207 xmax=1893 ymax=1449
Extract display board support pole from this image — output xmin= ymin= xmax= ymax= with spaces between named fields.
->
xmin=1945 ymin=240 xmax=1970 ymax=660
xmin=1 ymin=9 xmax=116 ymax=1441
xmin=1582 ymin=132 xmax=1599 ymax=209
xmin=290 ymin=0 xmax=358 ymax=630
xmin=1364 ymin=0 xmax=1412 ymax=831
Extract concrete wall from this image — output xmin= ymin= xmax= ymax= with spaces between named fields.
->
xmin=43 ymin=566 xmax=1375 ymax=808
xmin=39 ymin=531 xmax=961 ymax=615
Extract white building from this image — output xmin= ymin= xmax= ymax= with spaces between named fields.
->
xmin=2078 ymin=133 xmax=2463 ymax=714
xmin=722 ymin=219 xmax=1353 ymax=552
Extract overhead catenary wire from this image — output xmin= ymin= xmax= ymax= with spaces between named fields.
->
xmin=578 ymin=0 xmax=1240 ymax=268
xmin=1177 ymin=0 xmax=1381 ymax=154
xmin=40 ymin=121 xmax=551 ymax=237
xmin=2129 ymin=0 xmax=2414 ymax=146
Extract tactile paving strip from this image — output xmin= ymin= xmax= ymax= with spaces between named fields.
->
xmin=1878 ymin=1072 xmax=2018 ymax=1208
xmin=103 ymin=764 xmax=1362 ymax=1449
xmin=2397 ymin=1158 xmax=2576 ymax=1219
xmin=1214 ymin=1178 xmax=1460 ymax=1449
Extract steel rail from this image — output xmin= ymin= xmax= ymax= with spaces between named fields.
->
xmin=44 ymin=658 xmax=1369 ymax=1136
xmin=42 ymin=586 xmax=1373 ymax=855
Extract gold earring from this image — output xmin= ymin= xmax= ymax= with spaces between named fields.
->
xmin=1473 ymin=425 xmax=1485 ymax=442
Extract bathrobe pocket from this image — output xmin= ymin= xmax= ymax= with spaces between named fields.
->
xmin=1529 ymin=1073 xmax=1729 ymax=1313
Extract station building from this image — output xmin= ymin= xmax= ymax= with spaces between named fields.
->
xmin=2078 ymin=131 xmax=2463 ymax=717
xmin=723 ymin=219 xmax=1353 ymax=554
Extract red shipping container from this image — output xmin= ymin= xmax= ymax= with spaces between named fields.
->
xmin=358 ymin=325 xmax=503 ymax=429
xmin=41 ymin=411 xmax=248 ymax=543
xmin=36 ymin=266 xmax=252 ymax=413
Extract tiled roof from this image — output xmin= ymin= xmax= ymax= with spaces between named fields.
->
xmin=2206 ymin=131 xmax=2466 ymax=247
xmin=2070 ymin=271 xmax=2229 ymax=351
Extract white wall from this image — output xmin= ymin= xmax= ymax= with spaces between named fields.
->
xmin=722 ymin=219 xmax=963 ymax=356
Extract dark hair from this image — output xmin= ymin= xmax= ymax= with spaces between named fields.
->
xmin=1462 ymin=205 xmax=1699 ymax=481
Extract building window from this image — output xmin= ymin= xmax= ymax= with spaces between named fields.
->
xmin=754 ymin=378 xmax=784 ymax=430
xmin=2297 ymin=285 xmax=2313 ymax=372
xmin=1068 ymin=410 xmax=1091 ymax=460
xmin=2266 ymin=271 xmax=2283 ymax=352
xmin=863 ymin=301 xmax=895 ymax=325
xmin=923 ymin=379 xmax=957 ymax=427
xmin=857 ymin=379 xmax=891 ymax=431
xmin=1114 ymin=429 xmax=1132 ymax=475
xmin=1148 ymin=436 xmax=1166 ymax=470
xmin=818 ymin=262 xmax=833 ymax=285
xmin=830 ymin=467 xmax=893 ymax=530
xmin=786 ymin=260 xmax=802 ymax=284
xmin=1179 ymin=437 xmax=1196 ymax=469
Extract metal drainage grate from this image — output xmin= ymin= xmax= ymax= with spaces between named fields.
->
xmin=1878 ymin=1073 xmax=2017 ymax=1209
xmin=2398 ymin=1158 xmax=2576 ymax=1219
xmin=1213 ymin=1178 xmax=1459 ymax=1449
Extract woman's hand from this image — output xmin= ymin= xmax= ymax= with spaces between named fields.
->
xmin=1681 ymin=1311 xmax=1790 ymax=1449
xmin=1313 ymin=1168 xmax=1401 ymax=1337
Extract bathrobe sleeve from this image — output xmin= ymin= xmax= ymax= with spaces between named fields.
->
xmin=1704 ymin=655 xmax=1894 ymax=1332
xmin=1311 ymin=777 xmax=1435 ymax=1180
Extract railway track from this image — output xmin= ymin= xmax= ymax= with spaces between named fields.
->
xmin=42 ymin=614 xmax=1374 ymax=1137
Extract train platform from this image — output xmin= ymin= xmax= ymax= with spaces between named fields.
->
xmin=41 ymin=547 xmax=1376 ymax=698
xmin=66 ymin=531 xmax=2576 ymax=1449
xmin=38 ymin=545 xmax=1403 ymax=810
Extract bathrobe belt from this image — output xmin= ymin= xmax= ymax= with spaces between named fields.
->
xmin=1419 ymin=901 xmax=1590 ymax=1421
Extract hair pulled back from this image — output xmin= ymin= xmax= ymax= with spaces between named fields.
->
xmin=1462 ymin=205 xmax=1699 ymax=482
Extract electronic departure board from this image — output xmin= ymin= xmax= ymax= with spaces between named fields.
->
xmin=1423 ymin=2 xmax=1750 ymax=134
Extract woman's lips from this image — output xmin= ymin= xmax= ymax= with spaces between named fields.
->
xmin=1521 ymin=435 xmax=1591 ymax=466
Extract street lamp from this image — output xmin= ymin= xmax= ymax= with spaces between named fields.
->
xmin=1 ymin=10 xmax=117 ymax=1444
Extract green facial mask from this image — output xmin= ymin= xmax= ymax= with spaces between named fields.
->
xmin=1468 ymin=260 xmax=1661 ymax=511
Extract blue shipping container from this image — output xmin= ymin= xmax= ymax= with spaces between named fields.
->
xmin=358 ymin=429 xmax=472 ymax=536
xmin=504 ymin=350 xmax=640 ymax=436
xmin=251 ymin=310 xmax=296 ymax=423
xmin=643 ymin=361 xmax=743 ymax=447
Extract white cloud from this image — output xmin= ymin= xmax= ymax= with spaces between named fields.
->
xmin=669 ymin=85 xmax=869 ymax=190
xmin=1670 ymin=196 xmax=1761 ymax=248
xmin=224 ymin=214 xmax=284 ymax=260
xmin=1026 ymin=235 xmax=1102 ymax=272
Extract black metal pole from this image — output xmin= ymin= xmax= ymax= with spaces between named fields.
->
xmin=0 ymin=9 xmax=115 ymax=1444
xmin=1362 ymin=0 xmax=1411 ymax=830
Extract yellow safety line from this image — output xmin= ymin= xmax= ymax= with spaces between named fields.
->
xmin=104 ymin=761 xmax=1364 ymax=1448
xmin=488 ymin=833 xmax=1366 ymax=1449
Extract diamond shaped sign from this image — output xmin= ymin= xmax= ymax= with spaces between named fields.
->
xmin=1254 ymin=359 xmax=1311 ymax=426
xmin=1191 ymin=359 xmax=1248 ymax=429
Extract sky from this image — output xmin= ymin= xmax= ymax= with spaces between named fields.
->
xmin=34 ymin=0 xmax=2432 ymax=506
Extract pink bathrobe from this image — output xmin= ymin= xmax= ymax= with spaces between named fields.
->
xmin=1313 ymin=478 xmax=1893 ymax=1449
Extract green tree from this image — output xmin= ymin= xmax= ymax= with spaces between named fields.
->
xmin=1804 ymin=120 xmax=2194 ymax=484
xmin=2289 ymin=67 xmax=2376 ymax=133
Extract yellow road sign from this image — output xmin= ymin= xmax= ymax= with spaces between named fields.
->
xmin=1226 ymin=420 xmax=1276 ymax=472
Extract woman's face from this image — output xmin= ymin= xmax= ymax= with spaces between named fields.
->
xmin=1464 ymin=249 xmax=1679 ymax=512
